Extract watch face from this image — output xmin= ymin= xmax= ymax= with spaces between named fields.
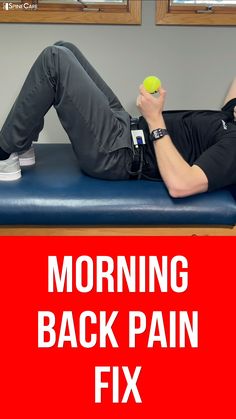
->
xmin=151 ymin=128 xmax=168 ymax=141
xmin=153 ymin=129 xmax=163 ymax=139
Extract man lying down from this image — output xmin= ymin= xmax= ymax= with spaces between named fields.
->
xmin=0 ymin=41 xmax=236 ymax=198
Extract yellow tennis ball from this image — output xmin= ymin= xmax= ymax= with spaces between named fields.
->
xmin=143 ymin=76 xmax=161 ymax=94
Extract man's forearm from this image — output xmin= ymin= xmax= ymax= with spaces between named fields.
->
xmin=148 ymin=113 xmax=208 ymax=198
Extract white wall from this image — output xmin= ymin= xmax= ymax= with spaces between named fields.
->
xmin=0 ymin=0 xmax=236 ymax=143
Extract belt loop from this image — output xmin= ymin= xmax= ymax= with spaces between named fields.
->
xmin=130 ymin=117 xmax=139 ymax=131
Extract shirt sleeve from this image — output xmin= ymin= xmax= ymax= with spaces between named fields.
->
xmin=193 ymin=135 xmax=236 ymax=192
xmin=221 ymin=97 xmax=236 ymax=118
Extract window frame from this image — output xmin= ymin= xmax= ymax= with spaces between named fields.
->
xmin=156 ymin=0 xmax=236 ymax=25
xmin=0 ymin=0 xmax=141 ymax=24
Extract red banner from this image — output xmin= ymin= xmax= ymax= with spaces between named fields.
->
xmin=1 ymin=237 xmax=235 ymax=418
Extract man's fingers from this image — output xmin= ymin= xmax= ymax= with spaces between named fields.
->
xmin=139 ymin=84 xmax=150 ymax=96
xmin=140 ymin=84 xmax=166 ymax=97
xmin=136 ymin=94 xmax=142 ymax=107
xmin=159 ymin=87 xmax=167 ymax=96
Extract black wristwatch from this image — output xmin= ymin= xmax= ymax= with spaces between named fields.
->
xmin=150 ymin=128 xmax=169 ymax=142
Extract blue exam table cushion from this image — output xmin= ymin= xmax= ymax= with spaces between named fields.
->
xmin=0 ymin=144 xmax=235 ymax=226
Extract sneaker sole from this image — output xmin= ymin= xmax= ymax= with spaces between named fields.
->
xmin=19 ymin=156 xmax=35 ymax=166
xmin=0 ymin=170 xmax=21 ymax=181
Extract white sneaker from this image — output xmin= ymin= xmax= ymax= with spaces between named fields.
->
xmin=18 ymin=145 xmax=35 ymax=166
xmin=0 ymin=153 xmax=21 ymax=181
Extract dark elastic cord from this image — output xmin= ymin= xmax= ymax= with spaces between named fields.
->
xmin=128 ymin=147 xmax=160 ymax=181
xmin=137 ymin=147 xmax=144 ymax=179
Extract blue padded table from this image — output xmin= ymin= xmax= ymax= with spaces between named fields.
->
xmin=0 ymin=144 xmax=236 ymax=236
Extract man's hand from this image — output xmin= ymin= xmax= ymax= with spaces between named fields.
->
xmin=136 ymin=84 xmax=166 ymax=129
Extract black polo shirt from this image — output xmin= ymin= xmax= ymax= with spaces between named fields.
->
xmin=139 ymin=98 xmax=236 ymax=192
